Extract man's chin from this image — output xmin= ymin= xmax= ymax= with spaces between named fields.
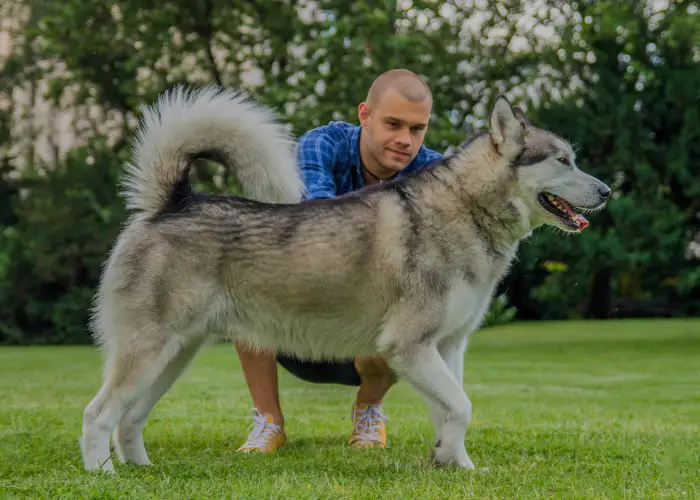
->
xmin=384 ymin=153 xmax=413 ymax=170
xmin=384 ymin=164 xmax=408 ymax=176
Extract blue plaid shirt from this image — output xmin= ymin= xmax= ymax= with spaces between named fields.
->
xmin=296 ymin=121 xmax=444 ymax=200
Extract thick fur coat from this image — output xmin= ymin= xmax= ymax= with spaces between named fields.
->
xmin=81 ymin=86 xmax=610 ymax=473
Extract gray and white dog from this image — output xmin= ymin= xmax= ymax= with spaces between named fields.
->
xmin=81 ymin=86 xmax=610 ymax=473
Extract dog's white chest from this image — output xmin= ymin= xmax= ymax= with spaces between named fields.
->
xmin=441 ymin=276 xmax=493 ymax=335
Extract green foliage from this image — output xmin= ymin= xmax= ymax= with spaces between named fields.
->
xmin=482 ymin=294 xmax=518 ymax=328
xmin=256 ymin=0 xmax=564 ymax=152
xmin=501 ymin=0 xmax=700 ymax=320
xmin=1 ymin=0 xmax=698 ymax=343
xmin=0 ymin=139 xmax=127 ymax=344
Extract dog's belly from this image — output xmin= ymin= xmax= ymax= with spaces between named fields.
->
xmin=213 ymin=275 xmax=499 ymax=360
xmin=220 ymin=295 xmax=386 ymax=361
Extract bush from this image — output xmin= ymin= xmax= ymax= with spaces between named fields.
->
xmin=482 ymin=293 xmax=518 ymax=328
xmin=0 ymin=138 xmax=127 ymax=344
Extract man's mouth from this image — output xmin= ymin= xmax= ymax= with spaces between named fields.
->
xmin=388 ymin=148 xmax=410 ymax=157
xmin=537 ymin=192 xmax=589 ymax=231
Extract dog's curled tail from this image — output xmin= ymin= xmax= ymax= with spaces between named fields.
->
xmin=121 ymin=85 xmax=304 ymax=214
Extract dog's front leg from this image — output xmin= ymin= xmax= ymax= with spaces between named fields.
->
xmin=429 ymin=335 xmax=469 ymax=453
xmin=387 ymin=344 xmax=474 ymax=469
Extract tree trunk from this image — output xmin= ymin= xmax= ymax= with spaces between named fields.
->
xmin=586 ymin=267 xmax=613 ymax=318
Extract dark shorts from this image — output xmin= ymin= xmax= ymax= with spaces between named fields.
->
xmin=276 ymin=354 xmax=361 ymax=386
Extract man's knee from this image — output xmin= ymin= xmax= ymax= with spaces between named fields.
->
xmin=354 ymin=356 xmax=398 ymax=384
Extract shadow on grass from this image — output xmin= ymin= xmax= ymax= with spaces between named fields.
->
xmin=82 ymin=433 xmax=449 ymax=481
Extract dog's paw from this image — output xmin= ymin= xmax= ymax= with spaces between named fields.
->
xmin=84 ymin=457 xmax=116 ymax=474
xmin=117 ymin=454 xmax=153 ymax=466
xmin=81 ymin=441 xmax=116 ymax=473
xmin=429 ymin=445 xmax=475 ymax=470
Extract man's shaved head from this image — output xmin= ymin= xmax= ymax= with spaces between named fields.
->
xmin=366 ymin=69 xmax=432 ymax=109
xmin=357 ymin=69 xmax=434 ymax=181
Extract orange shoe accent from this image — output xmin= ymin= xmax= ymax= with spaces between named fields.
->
xmin=348 ymin=403 xmax=387 ymax=448
xmin=236 ymin=408 xmax=286 ymax=453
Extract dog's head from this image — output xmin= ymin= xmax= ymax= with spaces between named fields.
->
xmin=487 ymin=96 xmax=611 ymax=233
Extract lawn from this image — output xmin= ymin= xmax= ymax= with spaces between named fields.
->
xmin=1 ymin=319 xmax=699 ymax=499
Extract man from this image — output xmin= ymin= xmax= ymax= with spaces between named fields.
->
xmin=234 ymin=69 xmax=444 ymax=453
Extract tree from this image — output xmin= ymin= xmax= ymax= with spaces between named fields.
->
xmin=501 ymin=0 xmax=700 ymax=319
xmin=2 ymin=0 xmax=697 ymax=343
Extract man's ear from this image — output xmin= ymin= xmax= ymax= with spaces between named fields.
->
xmin=358 ymin=102 xmax=371 ymax=127
xmin=489 ymin=95 xmax=525 ymax=158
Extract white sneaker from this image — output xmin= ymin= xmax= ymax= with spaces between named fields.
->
xmin=236 ymin=408 xmax=286 ymax=453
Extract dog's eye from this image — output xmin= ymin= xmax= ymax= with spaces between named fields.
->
xmin=557 ymin=157 xmax=570 ymax=166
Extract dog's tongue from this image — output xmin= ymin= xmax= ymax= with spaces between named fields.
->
xmin=555 ymin=195 xmax=589 ymax=231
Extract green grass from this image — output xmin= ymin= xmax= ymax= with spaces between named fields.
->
xmin=1 ymin=319 xmax=699 ymax=499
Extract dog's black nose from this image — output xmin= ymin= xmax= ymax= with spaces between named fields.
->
xmin=598 ymin=184 xmax=611 ymax=198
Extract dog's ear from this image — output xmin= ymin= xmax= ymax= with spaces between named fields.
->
xmin=489 ymin=96 xmax=525 ymax=158
xmin=513 ymin=106 xmax=530 ymax=126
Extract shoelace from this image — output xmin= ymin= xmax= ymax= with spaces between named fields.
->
xmin=352 ymin=405 xmax=388 ymax=442
xmin=240 ymin=408 xmax=281 ymax=449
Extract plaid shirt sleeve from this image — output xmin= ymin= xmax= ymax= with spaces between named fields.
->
xmin=296 ymin=126 xmax=341 ymax=200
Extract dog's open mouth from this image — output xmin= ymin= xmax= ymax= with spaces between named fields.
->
xmin=538 ymin=192 xmax=589 ymax=231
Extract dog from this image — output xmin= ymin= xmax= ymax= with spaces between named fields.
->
xmin=80 ymin=85 xmax=610 ymax=473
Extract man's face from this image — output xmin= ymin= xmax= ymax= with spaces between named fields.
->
xmin=358 ymin=89 xmax=432 ymax=174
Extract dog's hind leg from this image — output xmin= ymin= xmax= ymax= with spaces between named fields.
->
xmin=113 ymin=337 xmax=204 ymax=466
xmin=81 ymin=332 xmax=189 ymax=473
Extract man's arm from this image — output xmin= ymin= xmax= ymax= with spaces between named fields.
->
xmin=296 ymin=126 xmax=341 ymax=201
xmin=406 ymin=145 xmax=445 ymax=173
xmin=423 ymin=146 xmax=445 ymax=165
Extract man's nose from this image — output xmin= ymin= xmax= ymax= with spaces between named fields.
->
xmin=396 ymin=129 xmax=411 ymax=146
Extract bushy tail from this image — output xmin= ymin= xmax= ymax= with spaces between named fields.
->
xmin=121 ymin=85 xmax=305 ymax=214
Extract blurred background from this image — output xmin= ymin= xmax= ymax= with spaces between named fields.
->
xmin=0 ymin=0 xmax=698 ymax=345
